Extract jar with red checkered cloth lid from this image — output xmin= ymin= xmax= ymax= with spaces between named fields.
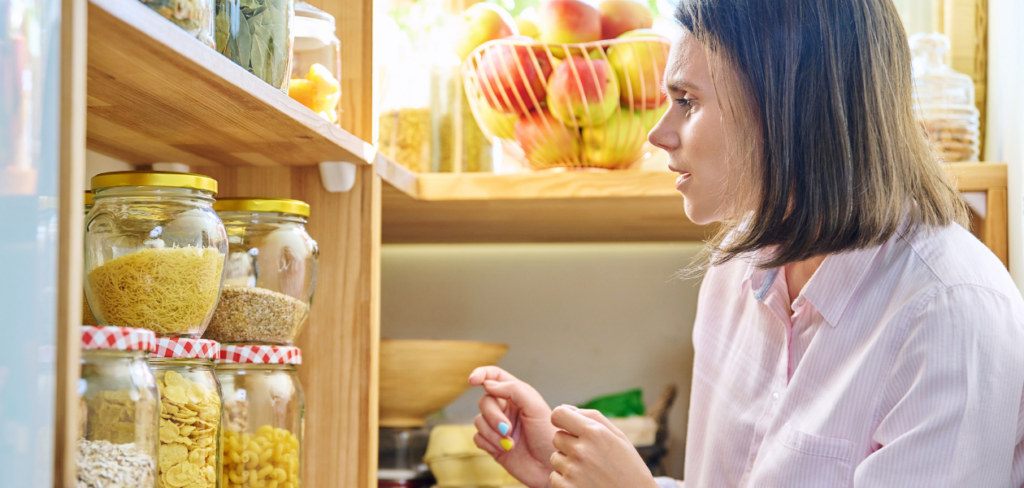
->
xmin=78 ymin=326 xmax=160 ymax=487
xmin=148 ymin=338 xmax=223 ymax=488
xmin=216 ymin=345 xmax=305 ymax=487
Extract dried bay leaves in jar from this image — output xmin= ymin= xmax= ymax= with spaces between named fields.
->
xmin=216 ymin=0 xmax=291 ymax=91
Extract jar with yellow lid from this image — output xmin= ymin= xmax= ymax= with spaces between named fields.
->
xmin=84 ymin=171 xmax=228 ymax=338
xmin=83 ymin=191 xmax=98 ymax=326
xmin=216 ymin=345 xmax=304 ymax=488
xmin=203 ymin=198 xmax=317 ymax=345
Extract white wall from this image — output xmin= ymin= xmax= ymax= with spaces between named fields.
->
xmin=985 ymin=0 xmax=1024 ymax=292
xmin=381 ymin=243 xmax=704 ymax=479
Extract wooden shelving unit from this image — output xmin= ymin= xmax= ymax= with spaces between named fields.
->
xmin=380 ymin=161 xmax=1010 ymax=267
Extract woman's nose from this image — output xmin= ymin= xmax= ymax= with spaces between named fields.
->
xmin=648 ymin=110 xmax=680 ymax=152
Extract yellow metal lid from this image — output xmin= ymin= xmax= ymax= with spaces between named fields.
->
xmin=91 ymin=171 xmax=218 ymax=195
xmin=85 ymin=191 xmax=94 ymax=206
xmin=213 ymin=198 xmax=310 ymax=217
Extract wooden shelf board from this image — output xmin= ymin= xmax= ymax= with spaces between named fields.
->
xmin=86 ymin=0 xmax=380 ymax=167
xmin=380 ymin=162 xmax=1006 ymax=244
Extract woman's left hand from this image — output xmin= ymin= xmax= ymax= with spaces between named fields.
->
xmin=548 ymin=405 xmax=660 ymax=488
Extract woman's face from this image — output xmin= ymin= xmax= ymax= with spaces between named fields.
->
xmin=648 ymin=32 xmax=748 ymax=225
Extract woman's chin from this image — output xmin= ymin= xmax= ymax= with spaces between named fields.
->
xmin=683 ymin=201 xmax=718 ymax=226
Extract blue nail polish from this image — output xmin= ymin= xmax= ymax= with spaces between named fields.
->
xmin=498 ymin=422 xmax=510 ymax=436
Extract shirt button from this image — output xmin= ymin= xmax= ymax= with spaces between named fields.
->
xmin=772 ymin=392 xmax=780 ymax=404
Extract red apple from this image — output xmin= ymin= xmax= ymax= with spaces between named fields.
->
xmin=598 ymin=0 xmax=653 ymax=40
xmin=607 ymin=29 xmax=670 ymax=108
xmin=515 ymin=109 xmax=581 ymax=168
xmin=476 ymin=37 xmax=554 ymax=115
xmin=455 ymin=3 xmax=518 ymax=61
xmin=582 ymin=109 xmax=647 ymax=168
xmin=537 ymin=0 xmax=601 ymax=44
xmin=474 ymin=95 xmax=519 ymax=140
xmin=547 ymin=55 xmax=620 ymax=127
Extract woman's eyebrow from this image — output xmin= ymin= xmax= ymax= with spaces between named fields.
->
xmin=664 ymin=79 xmax=701 ymax=95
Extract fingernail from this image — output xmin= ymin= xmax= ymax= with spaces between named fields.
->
xmin=498 ymin=422 xmax=510 ymax=436
xmin=500 ymin=438 xmax=514 ymax=451
xmin=560 ymin=404 xmax=579 ymax=411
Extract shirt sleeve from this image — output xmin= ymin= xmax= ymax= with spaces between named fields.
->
xmin=653 ymin=477 xmax=683 ymax=488
xmin=854 ymin=285 xmax=1024 ymax=487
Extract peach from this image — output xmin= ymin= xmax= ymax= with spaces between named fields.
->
xmin=474 ymin=95 xmax=519 ymax=140
xmin=515 ymin=109 xmax=581 ymax=168
xmin=476 ymin=37 xmax=553 ymax=115
xmin=515 ymin=16 xmax=541 ymax=40
xmin=607 ymin=29 xmax=670 ymax=109
xmin=582 ymin=109 xmax=646 ymax=168
xmin=455 ymin=3 xmax=518 ymax=61
xmin=537 ymin=0 xmax=601 ymax=44
xmin=598 ymin=0 xmax=653 ymax=40
xmin=546 ymin=55 xmax=620 ymax=126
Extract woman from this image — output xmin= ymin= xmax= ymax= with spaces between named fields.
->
xmin=469 ymin=0 xmax=1024 ymax=486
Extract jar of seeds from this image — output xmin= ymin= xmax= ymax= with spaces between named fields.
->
xmin=78 ymin=326 xmax=159 ymax=488
xmin=216 ymin=345 xmax=304 ymax=488
xmin=203 ymin=198 xmax=318 ymax=345
xmin=149 ymin=338 xmax=223 ymax=488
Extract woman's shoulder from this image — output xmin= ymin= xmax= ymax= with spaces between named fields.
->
xmin=897 ymin=223 xmax=1019 ymax=302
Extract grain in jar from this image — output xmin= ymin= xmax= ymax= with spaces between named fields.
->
xmin=203 ymin=198 xmax=317 ymax=345
xmin=78 ymin=326 xmax=160 ymax=488
xmin=85 ymin=172 xmax=227 ymax=338
xmin=149 ymin=338 xmax=223 ymax=488
xmin=216 ymin=345 xmax=304 ymax=488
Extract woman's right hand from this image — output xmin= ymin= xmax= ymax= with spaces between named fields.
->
xmin=470 ymin=366 xmax=558 ymax=488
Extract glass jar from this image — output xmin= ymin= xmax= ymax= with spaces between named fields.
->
xmin=215 ymin=0 xmax=293 ymax=93
xmin=149 ymin=338 xmax=223 ymax=488
xmin=910 ymin=32 xmax=981 ymax=162
xmin=78 ymin=326 xmax=160 ymax=488
xmin=216 ymin=345 xmax=304 ymax=488
xmin=139 ymin=0 xmax=216 ymax=48
xmin=288 ymin=1 xmax=342 ymax=124
xmin=83 ymin=191 xmax=98 ymax=326
xmin=204 ymin=198 xmax=318 ymax=345
xmin=85 ymin=172 xmax=228 ymax=338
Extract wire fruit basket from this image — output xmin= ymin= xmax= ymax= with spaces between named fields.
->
xmin=462 ymin=35 xmax=671 ymax=171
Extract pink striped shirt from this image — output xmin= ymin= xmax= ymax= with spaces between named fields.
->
xmin=684 ymin=223 xmax=1024 ymax=487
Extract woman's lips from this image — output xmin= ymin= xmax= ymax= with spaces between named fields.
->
xmin=675 ymin=172 xmax=692 ymax=191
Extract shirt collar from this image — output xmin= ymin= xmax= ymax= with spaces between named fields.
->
xmin=740 ymin=243 xmax=886 ymax=327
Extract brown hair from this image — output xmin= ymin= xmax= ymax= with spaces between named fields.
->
xmin=676 ymin=0 xmax=969 ymax=270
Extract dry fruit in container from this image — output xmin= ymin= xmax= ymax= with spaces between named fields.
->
xmin=216 ymin=345 xmax=305 ymax=488
xmin=139 ymin=0 xmax=215 ymax=48
xmin=289 ymin=1 xmax=342 ymax=123
xmin=910 ymin=32 xmax=981 ymax=162
xmin=85 ymin=171 xmax=227 ymax=339
xmin=215 ymin=0 xmax=293 ymax=92
xmin=149 ymin=338 xmax=223 ymax=488
xmin=78 ymin=326 xmax=160 ymax=488
xmin=203 ymin=198 xmax=318 ymax=345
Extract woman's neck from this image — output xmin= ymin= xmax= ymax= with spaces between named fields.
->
xmin=784 ymin=255 xmax=827 ymax=304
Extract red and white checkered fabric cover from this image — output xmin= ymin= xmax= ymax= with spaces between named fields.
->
xmin=152 ymin=337 xmax=220 ymax=359
xmin=218 ymin=345 xmax=302 ymax=365
xmin=81 ymin=326 xmax=156 ymax=352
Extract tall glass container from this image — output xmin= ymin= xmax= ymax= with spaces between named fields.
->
xmin=83 ymin=191 xmax=98 ymax=326
xmin=85 ymin=172 xmax=228 ymax=338
xmin=910 ymin=32 xmax=981 ymax=162
xmin=289 ymin=1 xmax=342 ymax=124
xmin=216 ymin=345 xmax=305 ymax=488
xmin=78 ymin=326 xmax=160 ymax=488
xmin=215 ymin=0 xmax=294 ymax=92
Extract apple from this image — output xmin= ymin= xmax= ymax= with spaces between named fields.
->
xmin=641 ymin=102 xmax=668 ymax=133
xmin=582 ymin=109 xmax=647 ymax=168
xmin=537 ymin=0 xmax=601 ymax=44
xmin=476 ymin=37 xmax=554 ymax=115
xmin=598 ymin=0 xmax=653 ymax=40
xmin=607 ymin=29 xmax=670 ymax=109
xmin=515 ymin=109 xmax=581 ymax=168
xmin=547 ymin=55 xmax=620 ymax=127
xmin=474 ymin=95 xmax=519 ymax=140
xmin=455 ymin=3 xmax=518 ymax=61
xmin=515 ymin=16 xmax=541 ymax=40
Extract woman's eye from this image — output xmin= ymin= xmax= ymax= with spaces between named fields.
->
xmin=675 ymin=98 xmax=695 ymax=112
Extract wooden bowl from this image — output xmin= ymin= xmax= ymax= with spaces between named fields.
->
xmin=380 ymin=340 xmax=509 ymax=428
